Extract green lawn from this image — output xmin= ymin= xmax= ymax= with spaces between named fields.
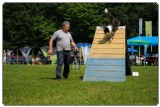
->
xmin=2 ymin=64 xmax=158 ymax=105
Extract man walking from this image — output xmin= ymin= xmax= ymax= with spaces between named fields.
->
xmin=48 ymin=21 xmax=78 ymax=80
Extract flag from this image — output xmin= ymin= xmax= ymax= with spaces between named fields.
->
xmin=139 ymin=18 xmax=143 ymax=35
xmin=145 ymin=21 xmax=152 ymax=36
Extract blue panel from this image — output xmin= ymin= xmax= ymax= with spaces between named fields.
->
xmin=88 ymin=58 xmax=125 ymax=60
xmin=86 ymin=65 xmax=125 ymax=72
xmin=85 ymin=71 xmax=125 ymax=77
xmin=83 ymin=76 xmax=126 ymax=82
xmin=87 ymin=58 xmax=125 ymax=66
xmin=83 ymin=58 xmax=126 ymax=82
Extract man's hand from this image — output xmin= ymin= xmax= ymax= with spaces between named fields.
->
xmin=48 ymin=49 xmax=53 ymax=55
xmin=74 ymin=46 xmax=78 ymax=51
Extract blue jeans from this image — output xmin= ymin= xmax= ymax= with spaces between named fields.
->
xmin=56 ymin=50 xmax=71 ymax=78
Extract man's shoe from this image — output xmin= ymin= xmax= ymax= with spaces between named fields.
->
xmin=56 ymin=77 xmax=61 ymax=80
xmin=56 ymin=76 xmax=61 ymax=80
xmin=64 ymin=77 xmax=68 ymax=79
xmin=63 ymin=74 xmax=68 ymax=79
xmin=63 ymin=76 xmax=68 ymax=79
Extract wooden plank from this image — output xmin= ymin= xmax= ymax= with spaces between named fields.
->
xmin=123 ymin=29 xmax=126 ymax=57
xmin=114 ymin=29 xmax=124 ymax=34
xmin=95 ymin=29 xmax=124 ymax=34
xmin=91 ymin=43 xmax=124 ymax=49
xmin=91 ymin=49 xmax=124 ymax=54
xmin=93 ymin=38 xmax=124 ymax=44
xmin=95 ymin=29 xmax=104 ymax=33
xmin=90 ymin=53 xmax=125 ymax=58
xmin=94 ymin=33 xmax=124 ymax=39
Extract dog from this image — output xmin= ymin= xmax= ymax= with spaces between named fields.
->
xmin=104 ymin=8 xmax=120 ymax=43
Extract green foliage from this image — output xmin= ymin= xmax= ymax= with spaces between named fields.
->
xmin=3 ymin=3 xmax=57 ymax=48
xmin=106 ymin=3 xmax=158 ymax=38
xmin=3 ymin=3 xmax=158 ymax=49
xmin=3 ymin=65 xmax=158 ymax=105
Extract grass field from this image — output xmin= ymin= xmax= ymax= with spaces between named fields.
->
xmin=2 ymin=64 xmax=158 ymax=105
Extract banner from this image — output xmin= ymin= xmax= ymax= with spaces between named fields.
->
xmin=139 ymin=18 xmax=143 ymax=35
xmin=145 ymin=21 xmax=152 ymax=36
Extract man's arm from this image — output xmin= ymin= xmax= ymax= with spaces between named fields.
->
xmin=70 ymin=40 xmax=78 ymax=51
xmin=48 ymin=38 xmax=54 ymax=55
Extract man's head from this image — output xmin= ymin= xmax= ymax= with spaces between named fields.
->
xmin=62 ymin=21 xmax=70 ymax=33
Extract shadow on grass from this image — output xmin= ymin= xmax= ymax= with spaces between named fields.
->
xmin=39 ymin=77 xmax=70 ymax=81
xmin=79 ymin=76 xmax=83 ymax=80
xmin=39 ymin=77 xmax=55 ymax=80
xmin=40 ymin=76 xmax=84 ymax=80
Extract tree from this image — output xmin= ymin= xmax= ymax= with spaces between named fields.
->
xmin=3 ymin=3 xmax=158 ymax=49
xmin=3 ymin=3 xmax=57 ymax=48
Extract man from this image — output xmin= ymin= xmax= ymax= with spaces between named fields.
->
xmin=48 ymin=21 xmax=78 ymax=80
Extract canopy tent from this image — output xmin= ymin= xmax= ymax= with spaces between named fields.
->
xmin=11 ymin=46 xmax=31 ymax=64
xmin=12 ymin=46 xmax=30 ymax=57
xmin=19 ymin=46 xmax=32 ymax=63
xmin=40 ymin=46 xmax=57 ymax=64
xmin=127 ymin=36 xmax=158 ymax=65
xmin=30 ymin=46 xmax=57 ymax=64
xmin=40 ymin=46 xmax=56 ymax=57
xmin=13 ymin=48 xmax=23 ymax=56
xmin=127 ymin=36 xmax=158 ymax=46
xmin=12 ymin=46 xmax=57 ymax=64
xmin=19 ymin=46 xmax=32 ymax=58
xmin=128 ymin=48 xmax=138 ymax=53
xmin=76 ymin=43 xmax=92 ymax=65
xmin=30 ymin=47 xmax=43 ymax=57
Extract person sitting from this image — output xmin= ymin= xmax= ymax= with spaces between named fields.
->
xmin=32 ymin=56 xmax=42 ymax=65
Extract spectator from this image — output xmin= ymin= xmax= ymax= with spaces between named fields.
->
xmin=3 ymin=50 xmax=6 ymax=64
xmin=6 ymin=49 xmax=11 ymax=64
xmin=32 ymin=56 xmax=42 ymax=65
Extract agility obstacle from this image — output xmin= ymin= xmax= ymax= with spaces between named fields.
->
xmin=83 ymin=26 xmax=126 ymax=82
xmin=70 ymin=48 xmax=82 ymax=70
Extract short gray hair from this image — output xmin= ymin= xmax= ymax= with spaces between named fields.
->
xmin=62 ymin=21 xmax=70 ymax=28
